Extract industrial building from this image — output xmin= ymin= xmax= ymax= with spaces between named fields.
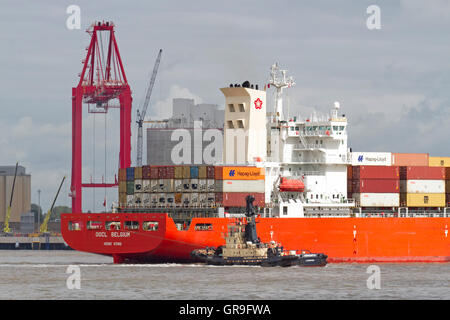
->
xmin=146 ymin=98 xmax=224 ymax=165
xmin=0 ymin=165 xmax=31 ymax=232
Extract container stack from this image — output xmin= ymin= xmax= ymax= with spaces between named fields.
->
xmin=214 ymin=166 xmax=265 ymax=207
xmin=119 ymin=165 xmax=264 ymax=209
xmin=350 ymin=165 xmax=400 ymax=207
xmin=391 ymin=153 xmax=429 ymax=166
xmin=399 ymin=166 xmax=445 ymax=207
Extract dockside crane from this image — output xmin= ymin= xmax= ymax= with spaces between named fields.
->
xmin=3 ymin=162 xmax=18 ymax=234
xmin=136 ymin=49 xmax=162 ymax=167
xmin=39 ymin=176 xmax=66 ymax=235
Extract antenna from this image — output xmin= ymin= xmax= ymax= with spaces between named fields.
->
xmin=269 ymin=63 xmax=295 ymax=122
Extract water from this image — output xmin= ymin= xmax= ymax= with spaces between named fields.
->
xmin=0 ymin=250 xmax=448 ymax=300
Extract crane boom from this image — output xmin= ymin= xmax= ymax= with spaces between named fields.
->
xmin=136 ymin=49 xmax=162 ymax=167
xmin=40 ymin=176 xmax=66 ymax=234
xmin=3 ymin=162 xmax=18 ymax=234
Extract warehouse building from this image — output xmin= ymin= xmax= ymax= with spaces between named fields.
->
xmin=0 ymin=165 xmax=31 ymax=232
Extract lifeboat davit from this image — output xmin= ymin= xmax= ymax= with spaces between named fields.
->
xmin=279 ymin=177 xmax=305 ymax=192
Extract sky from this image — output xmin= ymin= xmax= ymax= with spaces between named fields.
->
xmin=1 ymin=0 xmax=450 ymax=212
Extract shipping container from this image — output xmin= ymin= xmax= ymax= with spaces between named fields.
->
xmin=400 ymin=180 xmax=445 ymax=194
xmin=198 ymin=179 xmax=207 ymax=192
xmin=134 ymin=194 xmax=143 ymax=207
xmin=134 ymin=179 xmax=143 ymax=193
xmin=429 ymin=156 xmax=450 ymax=167
xmin=446 ymin=194 xmax=450 ymax=206
xmin=446 ymin=167 xmax=450 ymax=180
xmin=126 ymin=167 xmax=135 ymax=181
xmin=142 ymin=180 xmax=151 ymax=192
xmin=150 ymin=180 xmax=158 ymax=192
xmin=126 ymin=181 xmax=134 ymax=195
xmin=352 ymin=179 xmax=399 ymax=193
xmin=352 ymin=166 xmax=399 ymax=180
xmin=181 ymin=193 xmax=191 ymax=206
xmin=207 ymin=166 xmax=215 ymax=179
xmin=347 ymin=180 xmax=353 ymax=194
xmin=347 ymin=166 xmax=352 ymax=180
xmin=207 ymin=193 xmax=215 ymax=205
xmin=166 ymin=193 xmax=175 ymax=206
xmin=150 ymin=166 xmax=159 ymax=179
xmin=446 ymin=180 xmax=450 ymax=192
xmin=182 ymin=166 xmax=190 ymax=179
xmin=190 ymin=179 xmax=199 ymax=192
xmin=400 ymin=166 xmax=445 ymax=180
xmin=181 ymin=179 xmax=190 ymax=192
xmin=142 ymin=193 xmax=151 ymax=207
xmin=150 ymin=194 xmax=158 ymax=206
xmin=158 ymin=166 xmax=166 ymax=179
xmin=198 ymin=166 xmax=207 ymax=179
xmin=392 ymin=153 xmax=429 ymax=167
xmin=119 ymin=181 xmax=127 ymax=194
xmin=401 ymin=193 xmax=445 ymax=207
xmin=126 ymin=195 xmax=134 ymax=207
xmin=190 ymin=166 xmax=199 ymax=179
xmin=174 ymin=166 xmax=183 ymax=179
xmin=174 ymin=180 xmax=183 ymax=192
xmin=351 ymin=152 xmax=392 ymax=166
xmin=191 ymin=193 xmax=199 ymax=206
xmin=118 ymin=168 xmax=127 ymax=181
xmin=215 ymin=179 xmax=265 ymax=193
xmin=207 ymin=179 xmax=215 ymax=192
xmin=214 ymin=166 xmax=265 ymax=180
xmin=119 ymin=193 xmax=127 ymax=207
xmin=353 ymin=193 xmax=400 ymax=207
xmin=157 ymin=193 xmax=166 ymax=205
xmin=134 ymin=167 xmax=143 ymax=179
xmin=199 ymin=193 xmax=207 ymax=205
xmin=142 ymin=166 xmax=151 ymax=179
xmin=218 ymin=192 xmax=265 ymax=207
xmin=174 ymin=193 xmax=182 ymax=204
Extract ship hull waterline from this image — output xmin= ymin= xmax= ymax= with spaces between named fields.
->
xmin=61 ymin=213 xmax=450 ymax=264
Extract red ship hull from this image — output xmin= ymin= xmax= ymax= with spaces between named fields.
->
xmin=61 ymin=213 xmax=450 ymax=263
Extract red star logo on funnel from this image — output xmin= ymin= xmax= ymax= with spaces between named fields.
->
xmin=254 ymin=98 xmax=263 ymax=109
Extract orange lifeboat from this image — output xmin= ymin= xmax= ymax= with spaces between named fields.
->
xmin=279 ymin=177 xmax=305 ymax=192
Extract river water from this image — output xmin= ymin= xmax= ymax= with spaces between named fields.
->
xmin=0 ymin=250 xmax=448 ymax=300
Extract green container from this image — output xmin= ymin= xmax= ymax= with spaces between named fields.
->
xmin=126 ymin=181 xmax=135 ymax=195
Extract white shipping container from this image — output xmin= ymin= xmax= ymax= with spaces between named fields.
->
xmin=191 ymin=192 xmax=199 ymax=205
xmin=142 ymin=180 xmax=151 ymax=192
xmin=134 ymin=179 xmax=143 ymax=193
xmin=150 ymin=180 xmax=158 ymax=192
xmin=127 ymin=195 xmax=134 ymax=207
xmin=174 ymin=180 xmax=183 ymax=192
xmin=351 ymin=152 xmax=392 ymax=166
xmin=199 ymin=193 xmax=207 ymax=204
xmin=134 ymin=194 xmax=143 ymax=207
xmin=166 ymin=193 xmax=175 ymax=206
xmin=150 ymin=194 xmax=158 ymax=206
xmin=207 ymin=179 xmax=215 ymax=192
xmin=157 ymin=179 xmax=165 ymax=192
xmin=198 ymin=179 xmax=207 ymax=192
xmin=182 ymin=179 xmax=190 ymax=192
xmin=157 ymin=193 xmax=166 ymax=205
xmin=216 ymin=180 xmax=265 ymax=193
xmin=207 ymin=193 xmax=215 ymax=205
xmin=190 ymin=179 xmax=199 ymax=192
xmin=353 ymin=193 xmax=399 ymax=207
xmin=142 ymin=193 xmax=151 ymax=207
xmin=400 ymin=180 xmax=445 ymax=194
xmin=163 ymin=179 xmax=174 ymax=192
xmin=181 ymin=193 xmax=190 ymax=206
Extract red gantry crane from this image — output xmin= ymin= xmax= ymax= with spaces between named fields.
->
xmin=71 ymin=21 xmax=132 ymax=213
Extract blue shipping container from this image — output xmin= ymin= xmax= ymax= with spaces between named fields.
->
xmin=126 ymin=167 xmax=135 ymax=181
xmin=190 ymin=166 xmax=199 ymax=179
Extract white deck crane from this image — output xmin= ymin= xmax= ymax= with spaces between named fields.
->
xmin=136 ymin=49 xmax=162 ymax=167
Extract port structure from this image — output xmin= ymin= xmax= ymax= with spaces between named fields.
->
xmin=71 ymin=21 xmax=132 ymax=213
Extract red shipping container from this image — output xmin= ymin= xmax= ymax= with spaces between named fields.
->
xmin=207 ymin=166 xmax=215 ymax=179
xmin=352 ymin=166 xmax=399 ymax=180
xmin=218 ymin=192 xmax=265 ymax=207
xmin=400 ymin=166 xmax=445 ymax=180
xmin=166 ymin=166 xmax=175 ymax=179
xmin=446 ymin=167 xmax=450 ymax=180
xmin=150 ymin=166 xmax=159 ymax=179
xmin=352 ymin=179 xmax=399 ymax=193
xmin=142 ymin=166 xmax=151 ymax=179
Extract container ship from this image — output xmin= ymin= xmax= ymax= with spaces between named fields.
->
xmin=61 ymin=22 xmax=449 ymax=264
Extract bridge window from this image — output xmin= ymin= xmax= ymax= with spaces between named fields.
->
xmin=143 ymin=221 xmax=159 ymax=231
xmin=195 ymin=223 xmax=213 ymax=231
xmin=68 ymin=221 xmax=82 ymax=231
xmin=238 ymin=103 xmax=245 ymax=112
xmin=87 ymin=221 xmax=102 ymax=230
xmin=105 ymin=221 xmax=121 ymax=231
xmin=124 ymin=221 xmax=139 ymax=230
xmin=228 ymin=104 xmax=235 ymax=112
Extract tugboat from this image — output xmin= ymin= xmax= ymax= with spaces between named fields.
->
xmin=191 ymin=196 xmax=327 ymax=267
